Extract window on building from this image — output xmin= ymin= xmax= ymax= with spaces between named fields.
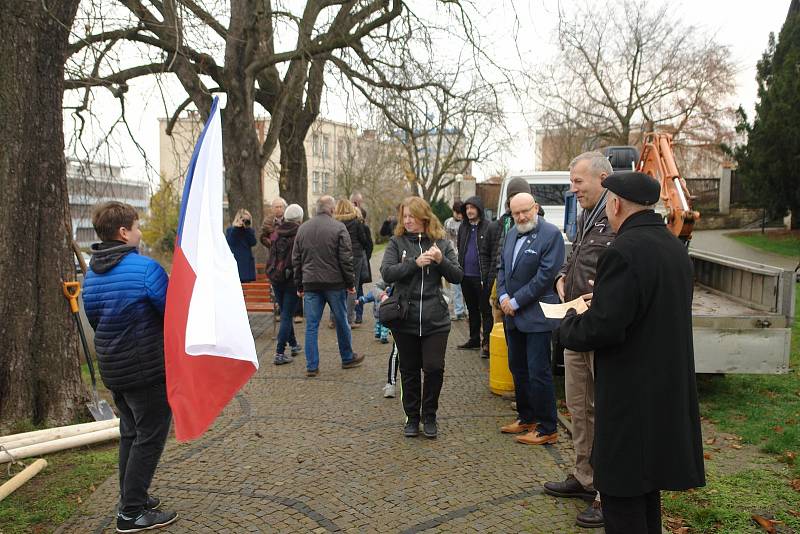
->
xmin=337 ymin=139 xmax=346 ymax=159
xmin=312 ymin=171 xmax=320 ymax=193
xmin=322 ymin=172 xmax=330 ymax=193
xmin=322 ymin=135 xmax=330 ymax=159
xmin=312 ymin=134 xmax=320 ymax=156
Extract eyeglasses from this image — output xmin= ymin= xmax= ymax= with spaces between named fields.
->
xmin=511 ymin=204 xmax=536 ymax=218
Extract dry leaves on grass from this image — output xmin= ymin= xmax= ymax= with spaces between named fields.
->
xmin=787 ymin=510 xmax=800 ymax=518
xmin=751 ymin=514 xmax=782 ymax=533
xmin=790 ymin=479 xmax=800 ymax=492
xmin=703 ymin=452 xmax=712 ymax=460
xmin=664 ymin=515 xmax=689 ymax=533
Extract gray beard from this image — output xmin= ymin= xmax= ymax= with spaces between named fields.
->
xmin=515 ymin=216 xmax=538 ymax=234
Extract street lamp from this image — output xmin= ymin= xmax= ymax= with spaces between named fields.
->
xmin=455 ymin=173 xmax=463 ymax=201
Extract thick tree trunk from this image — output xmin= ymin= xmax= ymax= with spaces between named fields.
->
xmin=279 ymin=133 xmax=309 ymax=213
xmin=222 ymin=109 xmax=263 ymax=228
xmin=0 ymin=0 xmax=84 ymax=432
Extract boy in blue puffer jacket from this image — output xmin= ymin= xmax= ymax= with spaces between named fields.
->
xmin=82 ymin=201 xmax=178 ymax=533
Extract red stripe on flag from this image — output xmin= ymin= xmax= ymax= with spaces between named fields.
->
xmin=164 ymin=246 xmax=257 ymax=442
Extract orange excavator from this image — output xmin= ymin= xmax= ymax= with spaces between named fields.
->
xmin=604 ymin=132 xmax=700 ymax=244
xmin=636 ymin=132 xmax=700 ymax=244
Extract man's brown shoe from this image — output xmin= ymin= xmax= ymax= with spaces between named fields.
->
xmin=500 ymin=420 xmax=537 ymax=434
xmin=341 ymin=353 xmax=365 ymax=369
xmin=305 ymin=369 xmax=319 ymax=377
xmin=515 ymin=430 xmax=558 ymax=445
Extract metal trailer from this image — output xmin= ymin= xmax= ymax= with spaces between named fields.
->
xmin=690 ymin=250 xmax=795 ymax=374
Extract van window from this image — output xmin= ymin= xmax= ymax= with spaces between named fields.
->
xmin=530 ymin=184 xmax=570 ymax=206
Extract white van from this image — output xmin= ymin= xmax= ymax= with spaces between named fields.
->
xmin=497 ymin=171 xmax=572 ymax=231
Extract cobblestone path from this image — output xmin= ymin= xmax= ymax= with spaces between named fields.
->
xmin=58 ymin=267 xmax=591 ymax=533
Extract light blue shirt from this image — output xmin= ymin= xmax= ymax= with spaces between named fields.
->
xmin=500 ymin=233 xmax=534 ymax=311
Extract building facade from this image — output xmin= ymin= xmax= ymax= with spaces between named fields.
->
xmin=67 ymin=159 xmax=150 ymax=247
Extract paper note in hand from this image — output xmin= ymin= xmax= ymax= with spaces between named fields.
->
xmin=540 ymin=296 xmax=589 ymax=319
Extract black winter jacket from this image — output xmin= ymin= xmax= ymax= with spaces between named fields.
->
xmin=380 ymin=233 xmax=463 ymax=337
xmin=456 ymin=196 xmax=491 ymax=280
xmin=292 ymin=213 xmax=354 ymax=291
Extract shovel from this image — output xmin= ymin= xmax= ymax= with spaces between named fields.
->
xmin=61 ymin=281 xmax=116 ymax=421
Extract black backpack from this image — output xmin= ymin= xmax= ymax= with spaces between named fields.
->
xmin=267 ymin=233 xmax=294 ymax=284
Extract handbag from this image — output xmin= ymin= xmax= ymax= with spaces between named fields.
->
xmin=378 ymin=288 xmax=408 ymax=327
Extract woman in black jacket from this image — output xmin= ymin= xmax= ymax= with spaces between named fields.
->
xmin=335 ymin=199 xmax=370 ymax=326
xmin=380 ymin=197 xmax=463 ymax=439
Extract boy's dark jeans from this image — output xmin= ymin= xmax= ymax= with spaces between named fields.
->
xmin=112 ymin=382 xmax=172 ymax=516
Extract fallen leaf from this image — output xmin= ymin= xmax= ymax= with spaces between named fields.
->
xmin=751 ymin=514 xmax=778 ymax=533
xmin=89 ymin=484 xmax=95 ymax=492
xmin=787 ymin=510 xmax=800 ymax=518
xmin=786 ymin=451 xmax=796 ymax=461
xmin=705 ymin=437 xmax=716 ymax=445
xmin=773 ymin=426 xmax=784 ymax=433
xmin=790 ymin=479 xmax=800 ymax=492
xmin=673 ymin=528 xmax=689 ymax=534
xmin=732 ymin=444 xmax=743 ymax=450
xmin=76 ymin=496 xmax=82 ymax=504
xmin=703 ymin=452 xmax=712 ymax=460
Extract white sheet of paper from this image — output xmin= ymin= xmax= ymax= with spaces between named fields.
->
xmin=540 ymin=297 xmax=589 ymax=319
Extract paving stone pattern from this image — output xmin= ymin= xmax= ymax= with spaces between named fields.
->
xmin=58 ymin=264 xmax=593 ymax=533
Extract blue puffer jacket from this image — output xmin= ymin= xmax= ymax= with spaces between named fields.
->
xmin=83 ymin=242 xmax=169 ymax=391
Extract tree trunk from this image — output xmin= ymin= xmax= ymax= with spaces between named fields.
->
xmin=279 ymin=132 xmax=309 ymax=213
xmin=222 ymin=109 xmax=263 ymax=228
xmin=0 ymin=0 xmax=84 ymax=432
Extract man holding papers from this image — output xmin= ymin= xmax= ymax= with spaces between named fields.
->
xmin=558 ymin=171 xmax=704 ymax=534
xmin=543 ymin=151 xmax=614 ymax=529
xmin=496 ymin=192 xmax=564 ymax=446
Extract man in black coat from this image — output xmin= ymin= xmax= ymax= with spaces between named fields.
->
xmin=559 ymin=171 xmax=705 ymax=534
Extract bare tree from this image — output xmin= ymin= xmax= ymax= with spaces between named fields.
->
xmin=533 ymin=0 xmax=736 ymax=168
xmin=333 ymin=129 xmax=405 ymax=232
xmin=1 ymin=0 xmax=85 ymax=430
xmin=65 ymin=1 xmax=479 ymax=221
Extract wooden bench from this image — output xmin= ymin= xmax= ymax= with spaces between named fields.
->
xmin=243 ymin=263 xmax=274 ymax=313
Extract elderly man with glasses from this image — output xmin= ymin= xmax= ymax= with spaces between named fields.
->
xmin=496 ymin=192 xmax=565 ymax=445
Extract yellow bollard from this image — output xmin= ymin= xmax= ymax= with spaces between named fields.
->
xmin=488 ymin=321 xmax=515 ymax=395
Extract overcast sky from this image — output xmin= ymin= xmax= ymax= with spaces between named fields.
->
xmin=66 ymin=0 xmax=791 ymax=186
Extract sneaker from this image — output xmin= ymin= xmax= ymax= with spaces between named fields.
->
xmin=273 ymin=353 xmax=293 ymax=365
xmin=374 ymin=332 xmax=381 ymax=339
xmin=380 ymin=337 xmax=389 ymax=344
xmin=422 ymin=420 xmax=438 ymax=439
xmin=575 ymin=500 xmax=604 ymax=528
xmin=306 ymin=368 xmax=319 ymax=377
xmin=290 ymin=344 xmax=302 ymax=356
xmin=404 ymin=421 xmax=420 ymax=437
xmin=457 ymin=341 xmax=480 ymax=350
xmin=543 ymin=474 xmax=597 ymax=500
xmin=341 ymin=353 xmax=365 ymax=369
xmin=116 ymin=509 xmax=178 ymax=533
xmin=382 ymin=383 xmax=396 ymax=398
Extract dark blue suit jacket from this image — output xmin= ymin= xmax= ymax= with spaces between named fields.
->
xmin=497 ymin=219 xmax=565 ymax=333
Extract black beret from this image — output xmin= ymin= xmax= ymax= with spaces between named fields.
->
xmin=602 ymin=171 xmax=660 ymax=205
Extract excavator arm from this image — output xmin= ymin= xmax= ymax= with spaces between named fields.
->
xmin=636 ymin=132 xmax=700 ymax=243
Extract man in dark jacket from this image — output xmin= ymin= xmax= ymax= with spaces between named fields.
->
xmin=544 ymin=151 xmax=614 ymax=529
xmin=559 ymin=172 xmax=705 ymax=534
xmin=82 ymin=201 xmax=178 ymax=532
xmin=456 ymin=195 xmax=492 ymax=356
xmin=292 ymin=195 xmax=363 ymax=376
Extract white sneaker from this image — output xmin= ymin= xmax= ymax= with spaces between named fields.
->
xmin=382 ymin=383 xmax=396 ymax=398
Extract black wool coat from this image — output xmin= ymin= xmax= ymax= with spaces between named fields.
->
xmin=559 ymin=210 xmax=705 ymax=497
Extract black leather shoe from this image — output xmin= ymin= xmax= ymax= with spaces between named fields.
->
xmin=116 ymin=509 xmax=178 ymax=533
xmin=543 ymin=474 xmax=596 ymax=500
xmin=422 ymin=420 xmax=438 ymax=439
xmin=575 ymin=501 xmax=604 ymax=528
xmin=404 ymin=421 xmax=420 ymax=437
xmin=457 ymin=341 xmax=480 ymax=350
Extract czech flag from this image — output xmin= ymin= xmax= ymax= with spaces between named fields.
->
xmin=164 ymin=97 xmax=258 ymax=442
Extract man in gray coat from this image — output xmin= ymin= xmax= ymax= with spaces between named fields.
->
xmin=292 ymin=195 xmax=363 ymax=377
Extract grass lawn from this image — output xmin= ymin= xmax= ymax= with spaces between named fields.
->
xmin=729 ymin=229 xmax=800 ymax=258
xmin=663 ymin=283 xmax=800 ymax=532
xmin=0 ymin=361 xmax=119 ymax=534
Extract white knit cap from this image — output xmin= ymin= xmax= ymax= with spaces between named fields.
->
xmin=284 ymin=203 xmax=304 ymax=223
